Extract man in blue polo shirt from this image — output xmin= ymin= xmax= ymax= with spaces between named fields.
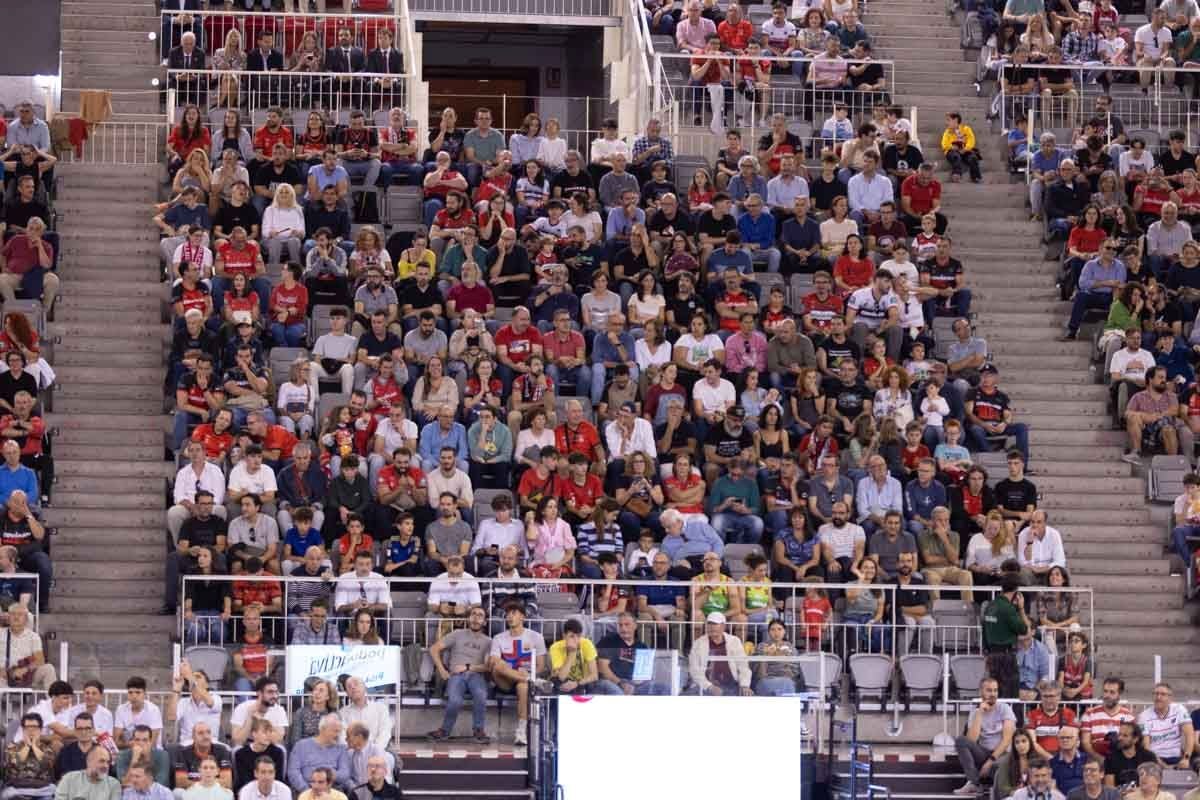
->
xmin=0 ymin=441 xmax=37 ymax=509
xmin=635 ymin=552 xmax=688 ymax=647
xmin=736 ymin=193 xmax=780 ymax=273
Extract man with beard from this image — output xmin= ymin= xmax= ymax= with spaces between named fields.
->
xmin=427 ymin=605 xmax=493 ymax=743
xmin=1007 ymin=760 xmax=1066 ymax=800
xmin=1081 ymin=678 xmax=1135 ymax=760
xmin=1103 ymin=722 xmax=1157 ymax=788
xmin=817 ymin=500 xmax=865 ymax=584
xmin=1124 ymin=365 xmax=1193 ymax=463
xmin=230 ymin=678 xmax=287 ymax=747
xmin=893 ymin=550 xmax=935 ymax=653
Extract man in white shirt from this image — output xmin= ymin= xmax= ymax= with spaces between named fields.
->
xmin=30 ymin=679 xmax=74 ymax=741
xmin=0 ymin=604 xmax=55 ymax=689
xmin=237 ymin=752 xmax=290 ymax=800
xmin=168 ymin=441 xmax=228 ymax=541
xmin=846 ymin=269 xmax=903 ymax=361
xmin=230 ymin=678 xmax=288 ymax=747
xmin=309 ymin=307 xmax=358 ymax=395
xmin=1108 ymin=326 xmax=1155 ymax=426
xmin=337 ymin=677 xmax=392 ymax=750
xmin=846 ymin=151 xmax=895 ymax=228
xmin=1137 ymin=682 xmax=1195 ymax=765
xmin=334 ymin=551 xmax=393 ymax=618
xmin=1135 ymin=8 xmax=1177 ymax=88
xmin=604 ymin=401 xmax=657 ymax=464
xmin=67 ymin=679 xmax=114 ymax=736
xmin=818 ymin=500 xmax=867 ymax=579
xmin=1015 ymin=510 xmax=1067 ymax=583
xmin=227 ymin=445 xmax=279 ymax=517
xmin=471 ymin=495 xmax=526 ymax=575
xmin=425 ymin=554 xmax=483 ymax=642
xmin=425 ymin=447 xmax=474 ymax=523
xmin=691 ymin=359 xmax=737 ymax=442
xmin=114 ymin=676 xmax=164 ymax=748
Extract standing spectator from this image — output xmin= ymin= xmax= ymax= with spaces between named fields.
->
xmin=982 ymin=575 xmax=1030 ymax=698
xmin=953 ymin=676 xmax=1017 ymax=796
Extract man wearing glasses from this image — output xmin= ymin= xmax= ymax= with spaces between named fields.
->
xmin=1062 ymin=239 xmax=1126 ymax=341
xmin=53 ymin=712 xmax=98 ymax=777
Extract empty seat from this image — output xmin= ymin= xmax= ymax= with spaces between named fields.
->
xmin=184 ymin=646 xmax=231 ymax=690
xmin=388 ymin=591 xmax=427 ymax=645
xmin=724 ymin=544 xmax=765 ymax=578
xmin=849 ymin=653 xmax=893 ymax=709
xmin=796 ymin=651 xmax=842 ymax=700
xmin=949 ymin=654 xmax=986 ymax=699
xmin=475 ymin=488 xmax=513 ymax=509
xmin=1149 ymin=455 xmax=1191 ymax=503
xmin=269 ymin=347 xmax=309 ymax=381
xmin=899 ymin=653 xmax=942 ymax=710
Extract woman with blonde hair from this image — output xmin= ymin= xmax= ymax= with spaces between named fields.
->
xmin=289 ymin=678 xmax=340 ymax=746
xmin=262 ymin=183 xmax=305 ymax=265
xmin=212 ymin=28 xmax=247 ymax=109
xmin=963 ymin=509 xmax=1015 ymax=590
xmin=276 ymin=359 xmax=316 ymax=438
xmin=537 ymin=117 xmax=567 ymax=173
xmin=349 ymin=226 xmax=393 ymax=282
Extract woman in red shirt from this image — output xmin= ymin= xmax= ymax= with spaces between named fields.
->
xmin=833 ymin=234 xmax=873 ymax=296
xmin=477 ymin=193 xmax=515 ymax=250
xmin=269 ymin=263 xmax=309 ymax=348
xmin=295 ymin=110 xmax=330 ymax=168
xmin=687 ymin=168 xmax=716 ymax=214
xmin=221 ymin=273 xmax=262 ymax=342
xmin=663 ymin=453 xmax=706 ymax=515
xmin=167 ymin=104 xmax=212 ymax=177
xmin=1133 ymin=170 xmax=1172 ymax=228
xmin=1063 ymin=204 xmax=1107 ymax=294
xmin=191 ymin=407 xmax=235 ymax=462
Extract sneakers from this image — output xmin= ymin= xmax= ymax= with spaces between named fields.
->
xmin=426 ymin=728 xmax=448 ymax=741
xmin=1121 ymin=450 xmax=1141 ymax=464
xmin=513 ymin=726 xmax=528 ymax=746
xmin=473 ymin=728 xmax=491 ymax=744
xmin=1059 ymin=329 xmax=1078 ymax=341
xmin=954 ymin=783 xmax=979 ymax=796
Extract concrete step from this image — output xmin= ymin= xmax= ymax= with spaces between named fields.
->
xmin=1035 ymin=507 xmax=1150 ymax=525
xmin=53 ymin=540 xmax=167 ymax=562
xmin=1090 ymin=590 xmax=1183 ymax=610
xmin=54 ymin=366 xmax=163 ymax=385
xmin=52 ymin=491 xmax=163 ymax=510
xmin=54 ymin=577 xmax=160 ymax=598
xmin=55 ymin=397 xmax=166 ymax=415
xmin=48 ymin=443 xmax=163 ymax=462
xmin=57 ymin=308 xmax=163 ymax=325
xmin=1007 ymin=383 xmax=1108 ymax=400
xmin=1024 ymin=428 xmax=1128 ymax=446
xmin=1024 ymin=460 xmax=1133 ymax=477
xmin=48 ymin=414 xmax=170 ymax=432
xmin=1037 ymin=490 xmax=1144 ymax=508
xmin=1033 ymin=476 xmax=1144 ymax=494
xmin=1069 ymin=556 xmax=1172 ymax=576
xmin=56 ymin=428 xmax=164 ymax=447
xmin=54 ymin=350 xmax=163 ymax=368
xmin=53 ymin=460 xmax=175 ymax=480
xmin=55 ymin=560 xmax=163 ymax=580
xmin=992 ymin=355 xmax=1092 ymax=371
xmin=1067 ymin=541 xmax=1163 ymax=559
xmin=1053 ymin=524 xmax=1161 ymax=542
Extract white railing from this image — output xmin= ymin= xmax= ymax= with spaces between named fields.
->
xmin=166 ymin=69 xmax=409 ymax=120
xmin=60 ymin=120 xmax=167 ymax=166
xmin=408 ymin=0 xmax=621 ymax=18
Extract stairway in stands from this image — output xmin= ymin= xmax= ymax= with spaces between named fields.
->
xmin=873 ymin=0 xmax=1191 ymax=699
xmin=44 ymin=0 xmax=175 ymax=688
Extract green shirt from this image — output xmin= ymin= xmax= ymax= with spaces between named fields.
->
xmin=705 ymin=475 xmax=762 ymax=516
xmin=982 ymin=594 xmax=1027 ymax=648
xmin=1105 ymin=298 xmax=1136 ymax=333
xmin=1003 ymin=0 xmax=1044 ymax=15
xmin=917 ymin=528 xmax=960 ymax=566
xmin=440 ymin=243 xmax=488 ymax=280
xmin=55 ymin=772 xmax=121 ymax=800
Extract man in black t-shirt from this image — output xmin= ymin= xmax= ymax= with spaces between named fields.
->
xmin=702 ymin=407 xmax=755 ymax=484
xmin=817 ymin=316 xmax=861 ymax=382
xmin=665 ymin=273 xmax=709 ymax=338
xmin=696 ymin=193 xmax=737 ymax=266
xmin=596 ymin=613 xmax=657 ymax=694
xmin=1104 ymin=722 xmax=1158 ymax=788
xmin=336 ymin=110 xmax=383 ymax=189
xmin=213 ymin=182 xmax=262 ymax=242
xmin=550 ymin=152 xmax=595 ymax=201
xmin=2 ymin=176 xmax=51 ymax=236
xmin=828 ymin=360 xmax=872 ymax=438
xmin=647 ymin=193 xmax=695 ymax=258
xmin=992 ymin=450 xmax=1038 ymax=527
xmin=965 ymin=366 xmax=1030 ymax=465
xmin=654 ymin=399 xmax=698 ymax=465
xmin=1159 ymin=130 xmax=1194 ymax=184
xmin=251 ymin=144 xmax=304 ymax=215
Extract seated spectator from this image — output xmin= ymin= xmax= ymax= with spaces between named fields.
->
xmin=687 ymin=611 xmax=752 ymax=695
xmin=920 ymin=237 xmax=971 ymax=320
xmin=940 ymin=112 xmax=982 ymax=184
xmin=916 ymin=506 xmax=974 ymax=601
xmin=58 ymin=749 xmax=119 ymax=800
xmin=180 ymin=755 xmax=233 ymax=800
xmin=855 ymin=455 xmax=903 ymax=537
xmin=6 ymin=711 xmax=54 ymax=797
xmin=488 ymin=603 xmax=547 ymax=745
xmin=297 ymin=768 xmax=347 ymax=800
xmin=1124 ymin=365 xmax=1192 ymax=463
xmin=427 ymin=605 xmax=492 ymax=742
xmin=0 ymin=216 xmax=59 ymax=314
xmin=818 ymin=500 xmax=866 ymax=580
xmin=425 ymin=554 xmax=482 ymax=639
xmin=332 ymin=552 xmax=392 ymax=628
xmin=866 ymin=509 xmax=917 ymax=580
xmin=0 ymin=603 xmax=54 ymax=689
xmin=235 ymin=754 xmax=287 ymax=800
xmin=1009 ymin=760 xmax=1067 ymax=800
xmin=1051 ymin=727 xmax=1088 ymax=795
xmin=287 ymin=716 xmax=349 ymax=795
xmin=1106 ymin=722 xmax=1158 ymax=787
xmin=736 ymin=194 xmax=781 ymax=273
xmin=546 ymin=617 xmax=619 ymax=695
xmin=1026 ymin=680 xmax=1071 ymax=746
xmin=965 ymin=365 xmax=1030 ymax=465
xmin=847 ymin=152 xmax=894 ymax=229
xmin=1136 ymin=683 xmax=1194 ymax=766
xmin=706 ymin=458 xmax=763 ymax=544
xmin=115 ymin=726 xmax=171 ymax=788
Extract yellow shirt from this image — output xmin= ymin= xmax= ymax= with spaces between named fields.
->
xmin=396 ymin=248 xmax=436 ymax=282
xmin=548 ymin=638 xmax=598 ymax=682
xmin=941 ymin=125 xmax=977 ymax=154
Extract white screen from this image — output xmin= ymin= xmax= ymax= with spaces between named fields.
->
xmin=556 ymin=696 xmax=805 ymax=799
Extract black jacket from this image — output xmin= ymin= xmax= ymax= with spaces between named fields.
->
xmin=325 ymin=46 xmax=366 ymax=73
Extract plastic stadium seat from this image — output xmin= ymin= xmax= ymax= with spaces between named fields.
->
xmin=899 ymin=653 xmax=942 ymax=710
xmin=723 ymin=544 xmax=765 ymax=578
xmin=788 ymin=273 xmax=814 ymax=310
xmin=317 ymin=392 xmax=350 ymax=428
xmin=310 ymin=304 xmax=338 ymax=341
xmin=849 ymin=653 xmax=893 ymax=709
xmin=796 ymin=651 xmax=842 ymax=700
xmin=269 ymin=347 xmax=308 ymax=382
xmin=388 ymin=592 xmax=427 ymax=644
xmin=474 ymin=488 xmax=513 ymax=509
xmin=1149 ymin=455 xmax=1191 ymax=503
xmin=184 ymin=646 xmax=231 ymax=689
xmin=949 ymin=654 xmax=987 ymax=699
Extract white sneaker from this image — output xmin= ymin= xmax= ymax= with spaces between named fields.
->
xmin=513 ymin=726 xmax=528 ymax=746
xmin=954 ymin=783 xmax=979 ymax=796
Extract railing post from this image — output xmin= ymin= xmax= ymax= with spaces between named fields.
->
xmin=933 ymin=652 xmax=955 ymax=747
xmin=59 ymin=641 xmax=68 ymax=682
xmin=1154 ymin=654 xmax=1162 ymax=685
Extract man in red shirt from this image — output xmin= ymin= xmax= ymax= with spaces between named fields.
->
xmin=555 ymin=452 xmax=603 ymax=526
xmin=1026 ymin=680 xmax=1077 ymax=758
xmin=251 ymin=107 xmax=294 ymax=172
xmin=231 ymin=560 xmax=282 ymax=615
xmin=0 ymin=217 xmax=58 ymax=314
xmin=172 ymin=261 xmax=213 ymax=323
xmin=517 ymin=446 xmax=560 ymax=513
xmin=541 ymin=309 xmax=588 ymax=398
xmin=445 ymin=261 xmax=495 ymax=319
xmin=0 ymin=391 xmax=45 ymax=470
xmin=376 ymin=447 xmax=432 ymax=532
xmin=423 ymin=151 xmax=469 ymax=230
xmin=900 ymin=162 xmax=947 ymax=234
xmin=554 ymin=399 xmax=605 ymax=476
xmin=429 ymin=190 xmax=473 ymax=259
xmin=230 ymin=602 xmax=272 ymax=692
xmin=242 ymin=412 xmax=299 ymax=471
xmin=364 ymin=356 xmax=403 ymax=420
xmin=494 ymin=306 xmax=544 ymax=395
xmin=214 ymin=227 xmax=270 ymax=317
xmin=801 ymin=271 xmax=845 ymax=337
xmin=717 ymin=3 xmax=753 ymax=51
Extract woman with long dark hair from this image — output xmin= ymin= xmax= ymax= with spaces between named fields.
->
xmin=168 ymin=104 xmax=211 ymax=178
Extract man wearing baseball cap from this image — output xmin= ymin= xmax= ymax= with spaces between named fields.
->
xmin=687 ymin=611 xmax=753 ymax=695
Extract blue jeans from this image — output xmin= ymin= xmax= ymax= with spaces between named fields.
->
xmin=757 ymin=676 xmax=799 ymax=696
xmin=966 ymin=422 xmax=1030 ymax=465
xmin=20 ymin=550 xmax=52 ymax=608
xmin=230 ymin=405 xmax=276 ymax=429
xmin=1172 ymin=524 xmax=1200 ymax=566
xmin=922 ymin=289 xmax=973 ymax=323
xmin=1067 ymin=289 xmax=1113 ymax=333
xmin=423 ymin=197 xmax=444 ymax=228
xmin=173 ymin=410 xmax=204 ymax=451
xmin=270 ymin=321 xmax=307 ymax=348
xmin=711 ymin=512 xmax=765 ymax=544
xmin=233 ymin=676 xmax=256 ymax=694
xmin=442 ymin=671 xmax=488 ymax=733
xmin=765 ymin=509 xmax=790 ymax=535
xmin=185 ymin=613 xmax=225 ymax=645
xmin=545 ymin=364 xmax=588 ymax=397
xmin=386 ymin=161 xmax=426 ymax=185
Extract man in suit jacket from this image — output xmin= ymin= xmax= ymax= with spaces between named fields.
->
xmin=168 ymin=32 xmax=208 ymax=106
xmin=325 ymin=26 xmax=366 ymax=105
xmin=159 ymin=0 xmax=202 ymax=59
xmin=365 ymin=27 xmax=404 ymax=111
xmin=247 ymin=29 xmax=285 ymax=106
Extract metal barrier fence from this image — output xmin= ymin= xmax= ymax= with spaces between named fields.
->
xmin=177 ymin=574 xmax=1094 ymax=668
xmin=59 ymin=120 xmax=167 ymax=166
xmin=407 ymin=0 xmax=622 ymax=18
xmin=157 ymin=9 xmax=405 ymax=68
xmin=994 ymin=62 xmax=1200 ymax=134
xmin=424 ymin=92 xmax=608 ymax=157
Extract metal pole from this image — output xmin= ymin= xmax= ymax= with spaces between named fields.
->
xmin=1154 ymin=654 xmax=1163 ymax=685
xmin=933 ymin=652 xmax=955 ymax=747
xmin=59 ymin=641 xmax=69 ymax=682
